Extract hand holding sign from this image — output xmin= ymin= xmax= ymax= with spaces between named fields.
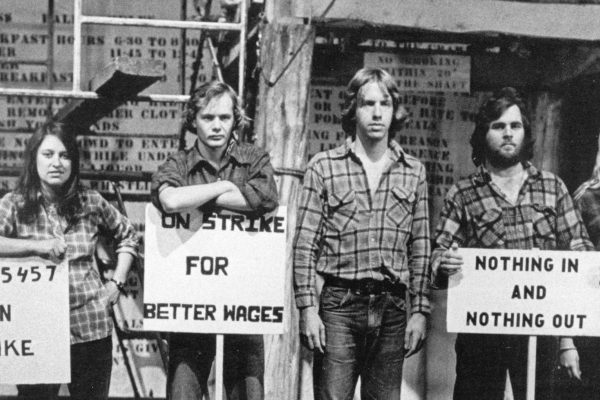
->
xmin=439 ymin=242 xmax=463 ymax=276
xmin=559 ymin=348 xmax=581 ymax=380
xmin=37 ymin=238 xmax=67 ymax=262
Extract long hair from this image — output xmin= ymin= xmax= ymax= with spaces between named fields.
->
xmin=16 ymin=121 xmax=82 ymax=223
xmin=182 ymin=81 xmax=248 ymax=138
xmin=341 ymin=68 xmax=408 ymax=138
xmin=470 ymin=87 xmax=534 ymax=166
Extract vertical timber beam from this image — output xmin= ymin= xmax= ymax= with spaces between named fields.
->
xmin=254 ymin=22 xmax=315 ymax=400
xmin=530 ymin=92 xmax=562 ymax=174
xmin=265 ymin=0 xmax=294 ymax=22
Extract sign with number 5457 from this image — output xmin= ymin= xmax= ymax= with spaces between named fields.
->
xmin=0 ymin=258 xmax=69 ymax=384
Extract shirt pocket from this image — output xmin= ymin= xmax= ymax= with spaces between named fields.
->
xmin=326 ymin=190 xmax=358 ymax=232
xmin=472 ymin=207 xmax=505 ymax=247
xmin=531 ymin=203 xmax=557 ymax=248
xmin=387 ymin=186 xmax=416 ymax=231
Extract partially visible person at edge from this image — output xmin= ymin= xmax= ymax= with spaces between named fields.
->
xmin=566 ymin=164 xmax=600 ymax=400
xmin=432 ymin=87 xmax=593 ymax=400
xmin=0 ymin=121 xmax=139 ymax=400
xmin=293 ymin=67 xmax=431 ymax=400
xmin=151 ymin=80 xmax=278 ymax=400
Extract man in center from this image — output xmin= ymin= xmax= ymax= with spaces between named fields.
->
xmin=293 ymin=67 xmax=431 ymax=399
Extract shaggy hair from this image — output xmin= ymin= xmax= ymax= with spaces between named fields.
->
xmin=470 ymin=87 xmax=533 ymax=166
xmin=16 ymin=121 xmax=83 ymax=223
xmin=341 ymin=68 xmax=408 ymax=138
xmin=182 ymin=81 xmax=248 ymax=138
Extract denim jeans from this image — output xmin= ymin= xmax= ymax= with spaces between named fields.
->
xmin=314 ymin=285 xmax=407 ymax=400
xmin=17 ymin=336 xmax=113 ymax=400
xmin=167 ymin=333 xmax=264 ymax=400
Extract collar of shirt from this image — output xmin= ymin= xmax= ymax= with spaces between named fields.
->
xmin=35 ymin=190 xmax=63 ymax=209
xmin=329 ymin=137 xmax=412 ymax=168
xmin=185 ymin=134 xmax=243 ymax=173
xmin=472 ymin=161 xmax=542 ymax=186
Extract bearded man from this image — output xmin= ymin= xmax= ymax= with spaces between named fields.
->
xmin=432 ymin=87 xmax=593 ymax=400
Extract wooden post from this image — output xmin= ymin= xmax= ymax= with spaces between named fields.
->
xmin=527 ymin=336 xmax=537 ymax=400
xmin=530 ymin=91 xmax=562 ymax=174
xmin=215 ymin=335 xmax=224 ymax=400
xmin=254 ymin=23 xmax=315 ymax=400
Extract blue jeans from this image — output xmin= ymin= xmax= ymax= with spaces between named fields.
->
xmin=314 ymin=285 xmax=407 ymax=400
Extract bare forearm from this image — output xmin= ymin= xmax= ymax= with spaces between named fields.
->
xmin=158 ymin=181 xmax=235 ymax=213
xmin=0 ymin=236 xmax=42 ymax=257
xmin=112 ymin=252 xmax=135 ymax=283
xmin=215 ymin=186 xmax=252 ymax=211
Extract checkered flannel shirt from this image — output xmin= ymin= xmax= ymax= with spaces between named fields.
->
xmin=432 ymin=163 xmax=593 ymax=285
xmin=574 ymin=178 xmax=600 ymax=249
xmin=151 ymin=140 xmax=278 ymax=215
xmin=293 ymin=139 xmax=431 ymax=314
xmin=0 ymin=189 xmax=139 ymax=344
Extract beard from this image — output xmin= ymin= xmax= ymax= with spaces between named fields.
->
xmin=484 ymin=140 xmax=526 ymax=169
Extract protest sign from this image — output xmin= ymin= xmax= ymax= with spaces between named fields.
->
xmin=143 ymin=205 xmax=287 ymax=335
xmin=447 ymin=248 xmax=600 ymax=336
xmin=0 ymin=258 xmax=69 ymax=384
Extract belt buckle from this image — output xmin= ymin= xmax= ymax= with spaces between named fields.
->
xmin=363 ymin=280 xmax=376 ymax=295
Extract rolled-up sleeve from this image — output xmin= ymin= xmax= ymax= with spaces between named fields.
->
xmin=234 ymin=148 xmax=278 ymax=214
xmin=575 ymin=187 xmax=600 ymax=249
xmin=408 ymin=164 xmax=431 ymax=314
xmin=97 ymin=193 xmax=140 ymax=257
xmin=0 ymin=192 xmax=17 ymax=237
xmin=554 ymin=178 xmax=593 ymax=251
xmin=150 ymin=153 xmax=187 ymax=212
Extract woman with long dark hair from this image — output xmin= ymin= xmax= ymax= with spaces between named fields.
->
xmin=0 ymin=121 xmax=139 ymax=400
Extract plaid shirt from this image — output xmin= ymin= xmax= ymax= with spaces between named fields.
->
xmin=574 ymin=178 xmax=600 ymax=249
xmin=293 ymin=139 xmax=431 ymax=314
xmin=0 ymin=189 xmax=139 ymax=344
xmin=151 ymin=140 xmax=278 ymax=215
xmin=432 ymin=163 xmax=593 ymax=283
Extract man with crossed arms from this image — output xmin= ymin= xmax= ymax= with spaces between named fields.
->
xmin=151 ymin=81 xmax=278 ymax=400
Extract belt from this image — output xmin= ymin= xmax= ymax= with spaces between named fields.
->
xmin=325 ymin=276 xmax=406 ymax=297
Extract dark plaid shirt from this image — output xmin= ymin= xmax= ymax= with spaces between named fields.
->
xmin=0 ymin=189 xmax=139 ymax=344
xmin=151 ymin=140 xmax=278 ymax=215
xmin=574 ymin=178 xmax=600 ymax=249
xmin=432 ymin=163 xmax=593 ymax=282
xmin=293 ymin=139 xmax=431 ymax=314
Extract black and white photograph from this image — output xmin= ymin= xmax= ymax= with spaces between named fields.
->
xmin=2 ymin=1 xmax=600 ymax=399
